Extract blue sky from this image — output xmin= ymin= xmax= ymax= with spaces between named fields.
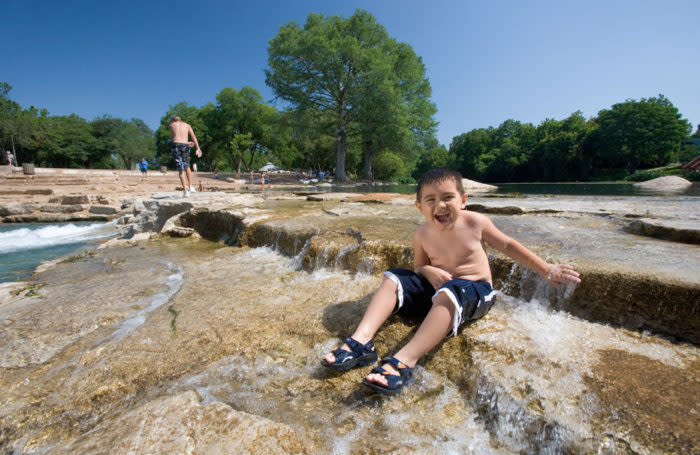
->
xmin=4 ymin=0 xmax=699 ymax=146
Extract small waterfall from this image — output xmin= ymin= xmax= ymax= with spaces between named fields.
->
xmin=291 ymin=238 xmax=312 ymax=271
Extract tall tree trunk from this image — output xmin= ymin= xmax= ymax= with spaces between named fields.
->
xmin=363 ymin=139 xmax=373 ymax=180
xmin=335 ymin=125 xmax=347 ymax=181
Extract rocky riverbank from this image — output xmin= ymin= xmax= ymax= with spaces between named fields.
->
xmin=1 ymin=168 xmax=699 ymax=453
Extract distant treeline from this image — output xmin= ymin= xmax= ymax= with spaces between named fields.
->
xmin=2 ymin=10 xmax=699 ymax=182
xmin=2 ymin=81 xmax=697 ymax=182
xmin=435 ymin=95 xmax=698 ymax=182
xmin=0 ymin=82 xmax=154 ymax=170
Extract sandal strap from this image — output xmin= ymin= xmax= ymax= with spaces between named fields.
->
xmin=369 ymin=365 xmax=389 ymax=375
xmin=381 ymin=356 xmax=413 ymax=379
xmin=331 ymin=337 xmax=374 ymax=360
xmin=345 ymin=337 xmax=374 ymax=354
xmin=367 ymin=364 xmax=409 ymax=390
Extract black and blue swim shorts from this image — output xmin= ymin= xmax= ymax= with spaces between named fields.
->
xmin=384 ymin=268 xmax=497 ymax=336
xmin=171 ymin=142 xmax=191 ymax=171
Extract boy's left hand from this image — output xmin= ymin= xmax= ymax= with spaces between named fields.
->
xmin=545 ymin=264 xmax=580 ymax=288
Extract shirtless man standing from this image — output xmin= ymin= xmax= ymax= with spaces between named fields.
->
xmin=169 ymin=115 xmax=202 ymax=197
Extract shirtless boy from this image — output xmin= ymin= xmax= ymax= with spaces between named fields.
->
xmin=169 ymin=115 xmax=202 ymax=197
xmin=322 ymin=168 xmax=581 ymax=395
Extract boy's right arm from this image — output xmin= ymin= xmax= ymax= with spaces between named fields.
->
xmin=480 ymin=213 xmax=580 ymax=288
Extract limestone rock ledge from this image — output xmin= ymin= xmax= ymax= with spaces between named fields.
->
xmin=0 ymin=194 xmax=126 ymax=223
xmin=624 ymin=218 xmax=700 ymax=244
xmin=51 ymin=391 xmax=312 ymax=454
xmin=117 ymin=193 xmax=700 ymax=345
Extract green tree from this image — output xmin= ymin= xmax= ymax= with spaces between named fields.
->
xmin=354 ymin=37 xmax=436 ymax=180
xmin=450 ymin=120 xmax=535 ymax=182
xmin=36 ymin=114 xmax=96 ymax=168
xmin=266 ymin=9 xmax=435 ymax=181
xmin=451 ymin=127 xmax=493 ymax=180
xmin=529 ymin=112 xmax=596 ymax=181
xmin=205 ymin=86 xmax=281 ymax=173
xmin=92 ymin=116 xmax=155 ymax=169
xmin=283 ymin=107 xmax=336 ymax=171
xmin=590 ymin=95 xmax=691 ymax=171
xmin=413 ymin=139 xmax=453 ymax=180
xmin=0 ymin=82 xmax=47 ymax=165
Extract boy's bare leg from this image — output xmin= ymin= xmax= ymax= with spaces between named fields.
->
xmin=323 ymin=276 xmax=398 ymax=363
xmin=364 ymin=293 xmax=454 ymax=387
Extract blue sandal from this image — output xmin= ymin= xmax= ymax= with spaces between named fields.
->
xmin=321 ymin=337 xmax=378 ymax=371
xmin=362 ymin=356 xmax=414 ymax=396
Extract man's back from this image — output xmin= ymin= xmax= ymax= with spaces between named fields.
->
xmin=170 ymin=120 xmax=192 ymax=144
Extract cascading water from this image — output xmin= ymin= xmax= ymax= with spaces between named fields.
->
xmin=0 ymin=192 xmax=697 ymax=454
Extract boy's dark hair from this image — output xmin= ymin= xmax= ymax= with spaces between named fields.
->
xmin=416 ymin=168 xmax=464 ymax=200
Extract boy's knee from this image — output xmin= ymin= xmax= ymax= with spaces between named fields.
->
xmin=431 ymin=293 xmax=456 ymax=315
xmin=381 ymin=274 xmax=397 ymax=287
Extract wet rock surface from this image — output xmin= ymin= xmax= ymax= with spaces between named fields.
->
xmin=1 ymin=239 xmax=697 ymax=454
xmin=1 ymin=182 xmax=699 ymax=453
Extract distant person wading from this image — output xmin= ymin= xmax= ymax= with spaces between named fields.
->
xmin=169 ymin=115 xmax=202 ymax=197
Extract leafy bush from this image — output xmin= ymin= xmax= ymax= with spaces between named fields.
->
xmin=685 ymin=170 xmax=700 ymax=181
xmin=391 ymin=175 xmax=416 ymax=184
xmin=372 ymin=151 xmax=404 ymax=181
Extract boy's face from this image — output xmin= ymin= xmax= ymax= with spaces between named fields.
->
xmin=415 ymin=178 xmax=468 ymax=230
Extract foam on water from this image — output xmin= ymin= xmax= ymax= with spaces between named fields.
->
xmin=0 ymin=221 xmax=118 ymax=254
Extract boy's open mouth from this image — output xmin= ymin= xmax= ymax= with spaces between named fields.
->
xmin=434 ymin=213 xmax=450 ymax=223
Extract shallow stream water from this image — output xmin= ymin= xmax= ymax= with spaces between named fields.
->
xmin=1 ymin=232 xmax=697 ymax=453
xmin=0 ymin=189 xmax=698 ymax=454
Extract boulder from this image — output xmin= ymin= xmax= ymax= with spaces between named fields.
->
xmin=462 ymin=178 xmax=498 ymax=192
xmin=62 ymin=195 xmax=90 ymax=205
xmin=624 ymin=218 xmax=700 ymax=244
xmin=88 ymin=205 xmax=119 ymax=215
xmin=0 ymin=203 xmax=35 ymax=216
xmin=95 ymin=195 xmax=114 ymax=205
xmin=55 ymin=392 xmax=312 ymax=454
xmin=39 ymin=204 xmax=85 ymax=213
xmin=25 ymin=189 xmax=54 ymax=195
xmin=467 ymin=203 xmax=523 ymax=215
xmin=633 ymin=176 xmax=692 ymax=189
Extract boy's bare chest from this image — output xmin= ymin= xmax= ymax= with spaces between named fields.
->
xmin=423 ymin=230 xmax=484 ymax=264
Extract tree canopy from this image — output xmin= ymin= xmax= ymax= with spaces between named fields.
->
xmin=449 ymin=96 xmax=691 ymax=182
xmin=1 ymin=82 xmax=155 ymax=169
xmin=589 ymin=95 xmax=691 ymax=171
xmin=265 ymin=9 xmax=437 ymax=181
